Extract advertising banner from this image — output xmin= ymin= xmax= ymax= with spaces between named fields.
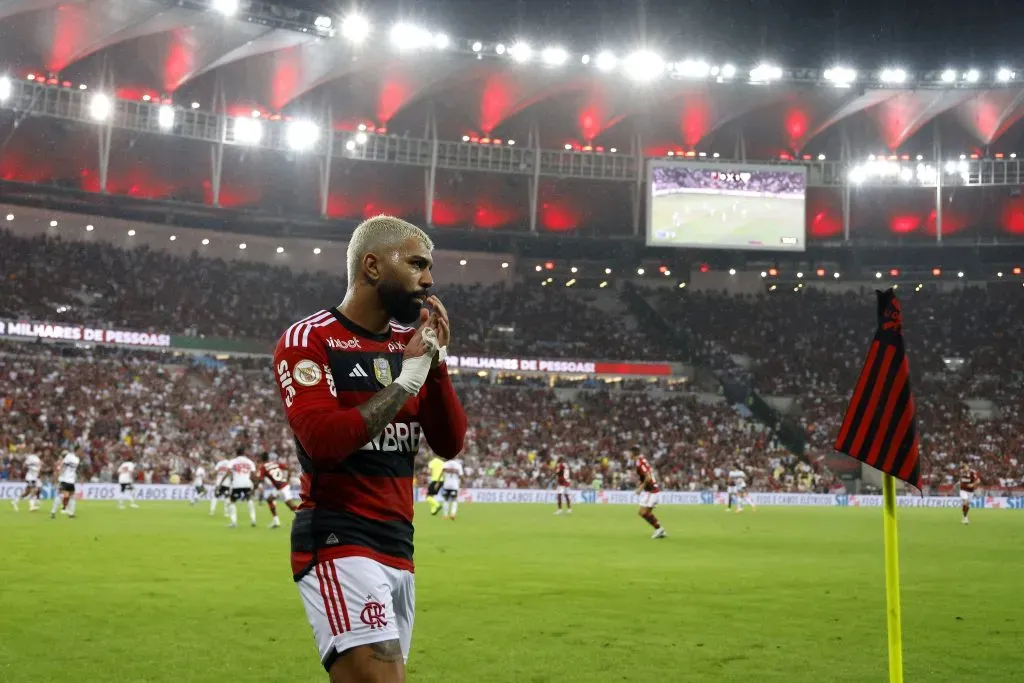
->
xmin=0 ymin=320 xmax=171 ymax=348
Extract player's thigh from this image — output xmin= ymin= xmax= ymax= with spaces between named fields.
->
xmin=297 ymin=557 xmax=407 ymax=678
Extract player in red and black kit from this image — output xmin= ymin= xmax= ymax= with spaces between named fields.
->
xmin=958 ymin=463 xmax=981 ymax=525
xmin=273 ymin=215 xmax=466 ymax=683
xmin=554 ymin=457 xmax=572 ymax=515
xmin=258 ymin=452 xmax=299 ymax=529
xmin=630 ymin=445 xmax=666 ymax=539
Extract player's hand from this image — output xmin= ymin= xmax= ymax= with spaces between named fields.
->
xmin=402 ymin=309 xmax=433 ymax=360
xmin=425 ymin=295 xmax=450 ymax=348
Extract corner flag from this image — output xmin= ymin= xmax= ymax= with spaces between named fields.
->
xmin=834 ymin=287 xmax=920 ymax=683
xmin=834 ymin=288 xmax=920 ymax=488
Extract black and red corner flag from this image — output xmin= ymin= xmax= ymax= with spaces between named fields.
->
xmin=834 ymin=288 xmax=921 ymax=488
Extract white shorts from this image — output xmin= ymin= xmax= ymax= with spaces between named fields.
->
xmin=24 ymin=477 xmax=40 ymax=487
xmin=959 ymin=490 xmax=972 ymax=501
xmin=727 ymin=486 xmax=737 ymax=494
xmin=638 ymin=491 xmax=659 ymax=508
xmin=555 ymin=485 xmax=571 ymax=496
xmin=297 ymin=556 xmax=415 ymax=671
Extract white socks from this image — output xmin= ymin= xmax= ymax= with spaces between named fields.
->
xmin=248 ymin=500 xmax=256 ymax=525
xmin=450 ymin=501 xmax=458 ymax=517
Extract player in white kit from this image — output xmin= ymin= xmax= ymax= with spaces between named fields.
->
xmin=211 ymin=457 xmax=231 ymax=516
xmin=117 ymin=460 xmax=139 ymax=509
xmin=51 ymin=447 xmax=81 ymax=519
xmin=440 ymin=458 xmax=464 ymax=520
xmin=727 ymin=466 xmax=755 ymax=513
xmin=225 ymin=450 xmax=257 ymax=528
xmin=12 ymin=451 xmax=43 ymax=512
xmin=190 ymin=463 xmax=207 ymax=506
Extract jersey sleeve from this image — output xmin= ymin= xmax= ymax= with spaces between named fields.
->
xmin=273 ymin=330 xmax=370 ymax=469
xmin=416 ymin=363 xmax=467 ymax=459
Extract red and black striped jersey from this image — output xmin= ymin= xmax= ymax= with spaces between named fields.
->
xmin=959 ymin=469 xmax=980 ymax=492
xmin=273 ymin=308 xmax=467 ymax=578
xmin=635 ymin=456 xmax=660 ymax=493
xmin=258 ymin=461 xmax=290 ymax=490
xmin=556 ymin=462 xmax=570 ymax=487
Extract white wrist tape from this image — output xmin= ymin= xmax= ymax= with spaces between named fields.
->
xmin=394 ymin=353 xmax=433 ymax=394
xmin=421 ymin=327 xmax=448 ymax=366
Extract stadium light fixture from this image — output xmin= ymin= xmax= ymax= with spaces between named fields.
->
xmin=354 ymin=131 xmax=368 ymax=145
xmin=728 ymin=268 xmax=737 ymax=275
xmin=313 ymin=247 xmax=322 ymax=255
xmin=471 ymin=41 xmax=482 ymax=52
xmin=233 ymin=116 xmax=263 ymax=145
xmin=997 ymin=68 xmax=1015 ymax=82
xmin=128 ymin=229 xmax=136 ymax=236
xmin=191 ymin=101 xmax=200 ymax=109
xmin=796 ymin=271 xmax=803 ymax=278
xmin=720 ymin=63 xmax=737 ymax=79
xmin=390 ymin=23 xmax=432 ymax=50
xmin=880 ymin=67 xmax=908 ymax=84
xmin=675 ymin=59 xmax=711 ymax=78
xmin=89 ymin=93 xmax=112 ymax=121
xmin=565 ymin=279 xmax=576 ymax=287
xmin=997 ymin=271 xmax=1003 ymax=277
xmin=623 ymin=50 xmax=665 ymax=82
xmin=345 ymin=140 xmax=356 ymax=151
xmin=239 ymin=243 xmax=247 ymax=250
xmin=534 ymin=265 xmax=542 ymax=272
xmin=581 ymin=54 xmax=590 ymax=65
xmin=637 ymin=267 xmax=645 ymax=275
xmin=79 ymin=84 xmax=87 ymax=90
xmin=541 ymin=46 xmax=569 ymax=67
xmin=507 ymin=139 xmax=515 ymax=145
xmin=964 ymin=69 xmax=980 ymax=83
xmin=899 ymin=167 xmax=914 ymax=182
xmin=314 ymin=15 xmax=333 ymax=30
xmin=678 ymin=282 xmax=686 ymax=289
xmin=509 ymin=42 xmax=532 ymax=63
xmin=202 ymin=238 xmax=210 ymax=246
xmin=50 ymin=220 xmax=58 ymax=227
xmin=501 ymin=262 xmax=509 ymax=269
xmin=286 ymin=119 xmax=320 ymax=152
xmin=86 ymin=224 xmax=94 ymax=231
xmin=818 ymin=153 xmax=826 ymax=160
xmin=761 ymin=271 xmax=768 ymax=278
xmin=169 ymin=235 xmax=177 ymax=241
xmin=157 ymin=105 xmax=175 ymax=130
xmin=749 ymin=63 xmax=782 ymax=83
xmin=459 ymin=259 xmax=467 ymax=266
xmin=277 ymin=246 xmax=285 ymax=254
xmin=495 ymin=43 xmax=506 ymax=55
xmin=605 ymin=267 xmax=612 ymax=274
xmin=875 ymin=272 xmax=883 ymax=279
xmin=849 ymin=166 xmax=867 ymax=184
xmin=462 ymin=135 xmax=470 ymax=142
xmin=958 ymin=271 xmax=964 ymax=278
xmin=824 ymin=66 xmax=857 ymax=87
xmin=600 ymin=281 xmax=609 ymax=288
xmin=0 ymin=76 xmax=10 ymax=102
xmin=833 ymin=272 xmax=841 ymax=279
xmin=342 ymin=14 xmax=370 ymax=43
xmin=212 ymin=0 xmax=239 ymax=17
xmin=434 ymin=33 xmax=450 ymax=50
xmin=594 ymin=50 xmax=617 ymax=72
xmin=940 ymin=69 xmax=956 ymax=83
xmin=1013 ymin=153 xmax=1018 ymax=159
xmin=570 ymin=266 xmax=578 ymax=273
xmin=4 ymin=214 xmax=13 ymax=221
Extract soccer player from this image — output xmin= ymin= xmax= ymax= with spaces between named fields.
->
xmin=117 ymin=458 xmax=139 ymax=509
xmin=50 ymin=445 xmax=80 ymax=519
xmin=258 ymin=452 xmax=299 ymax=529
xmin=12 ymin=449 xmax=43 ymax=512
xmin=727 ymin=464 xmax=755 ymax=512
xmin=958 ymin=463 xmax=981 ymax=525
xmin=440 ymin=458 xmax=464 ymax=520
xmin=190 ymin=462 xmax=207 ymax=506
xmin=426 ymin=454 xmax=445 ymax=516
xmin=554 ymin=457 xmax=573 ymax=515
xmin=273 ymin=215 xmax=466 ymax=681
xmin=630 ymin=445 xmax=666 ymax=539
xmin=226 ymin=449 xmax=257 ymax=528
xmin=211 ymin=456 xmax=231 ymax=516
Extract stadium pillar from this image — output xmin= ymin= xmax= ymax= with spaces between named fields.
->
xmin=528 ymin=119 xmax=540 ymax=233
xmin=319 ymin=102 xmax=333 ymax=218
xmin=210 ymin=80 xmax=225 ymax=207
xmin=934 ymin=121 xmax=943 ymax=244
xmin=631 ymin=129 xmax=643 ymax=236
xmin=96 ymin=70 xmax=113 ymax=194
xmin=841 ymin=124 xmax=852 ymax=242
xmin=424 ymin=106 xmax=438 ymax=227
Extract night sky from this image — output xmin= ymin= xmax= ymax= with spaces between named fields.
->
xmin=284 ymin=0 xmax=1021 ymax=66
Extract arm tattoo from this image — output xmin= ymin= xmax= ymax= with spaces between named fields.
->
xmin=358 ymin=383 xmax=413 ymax=438
xmin=369 ymin=639 xmax=403 ymax=663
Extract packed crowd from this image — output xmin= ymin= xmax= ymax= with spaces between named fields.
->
xmin=651 ymin=167 xmax=806 ymax=197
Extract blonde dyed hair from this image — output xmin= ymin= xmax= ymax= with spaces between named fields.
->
xmin=346 ymin=215 xmax=433 ymax=287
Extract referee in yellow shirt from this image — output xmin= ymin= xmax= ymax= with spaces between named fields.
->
xmin=426 ymin=455 xmax=445 ymax=516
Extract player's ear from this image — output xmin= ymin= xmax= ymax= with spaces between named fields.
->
xmin=362 ymin=252 xmax=381 ymax=284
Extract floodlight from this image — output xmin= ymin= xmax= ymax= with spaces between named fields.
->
xmin=880 ymin=68 xmax=907 ymax=84
xmin=341 ymin=14 xmax=370 ymax=43
xmin=997 ymin=68 xmax=1015 ymax=82
xmin=964 ymin=69 xmax=980 ymax=83
xmin=750 ymin=63 xmax=782 ymax=83
xmin=0 ymin=76 xmax=10 ymax=102
xmin=314 ymin=15 xmax=332 ymax=29
xmin=89 ymin=94 xmax=112 ymax=121
xmin=212 ymin=0 xmax=238 ymax=17
xmin=623 ymin=50 xmax=664 ymax=82
xmin=509 ymin=42 xmax=532 ymax=63
xmin=940 ymin=69 xmax=956 ymax=83
xmin=675 ymin=59 xmax=710 ymax=78
xmin=390 ymin=23 xmax=432 ymax=50
xmin=594 ymin=51 xmax=617 ymax=72
xmin=157 ymin=105 xmax=174 ymax=130
xmin=824 ymin=66 xmax=856 ymax=86
xmin=286 ymin=119 xmax=320 ymax=151
xmin=541 ymin=46 xmax=568 ymax=66
xmin=233 ymin=116 xmax=263 ymax=145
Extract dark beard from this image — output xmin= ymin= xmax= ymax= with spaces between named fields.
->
xmin=378 ymin=279 xmax=424 ymax=325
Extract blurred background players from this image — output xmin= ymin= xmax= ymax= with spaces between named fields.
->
xmin=225 ymin=449 xmax=257 ymax=528
xmin=554 ymin=457 xmax=573 ymax=515
xmin=11 ymin=449 xmax=42 ymax=512
xmin=258 ymin=452 xmax=298 ymax=529
xmin=959 ymin=463 xmax=981 ymax=524
xmin=117 ymin=458 xmax=139 ymax=510
xmin=630 ymin=446 xmax=666 ymax=539
xmin=211 ymin=456 xmax=231 ymax=517
xmin=441 ymin=458 xmax=464 ymax=520
xmin=51 ymin=445 xmax=80 ymax=519
xmin=190 ymin=462 xmax=207 ymax=506
xmin=727 ymin=465 xmax=756 ymax=513
xmin=426 ymin=454 xmax=445 ymax=516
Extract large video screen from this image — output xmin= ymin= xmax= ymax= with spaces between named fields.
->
xmin=647 ymin=162 xmax=807 ymax=251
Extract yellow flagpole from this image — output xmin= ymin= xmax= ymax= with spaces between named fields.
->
xmin=882 ymin=474 xmax=905 ymax=683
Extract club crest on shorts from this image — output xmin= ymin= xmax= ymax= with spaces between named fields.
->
xmin=373 ymin=357 xmax=393 ymax=386
xmin=293 ymin=359 xmax=323 ymax=386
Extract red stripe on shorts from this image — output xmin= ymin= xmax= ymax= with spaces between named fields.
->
xmin=328 ymin=561 xmax=353 ymax=633
xmin=315 ymin=561 xmax=340 ymax=636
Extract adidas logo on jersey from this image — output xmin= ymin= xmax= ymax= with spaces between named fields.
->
xmin=325 ymin=533 xmax=340 ymax=545
xmin=349 ymin=365 xmax=368 ymax=378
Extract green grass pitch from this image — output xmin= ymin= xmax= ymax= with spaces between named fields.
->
xmin=649 ymin=193 xmax=805 ymax=250
xmin=1 ymin=503 xmax=1022 ymax=682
